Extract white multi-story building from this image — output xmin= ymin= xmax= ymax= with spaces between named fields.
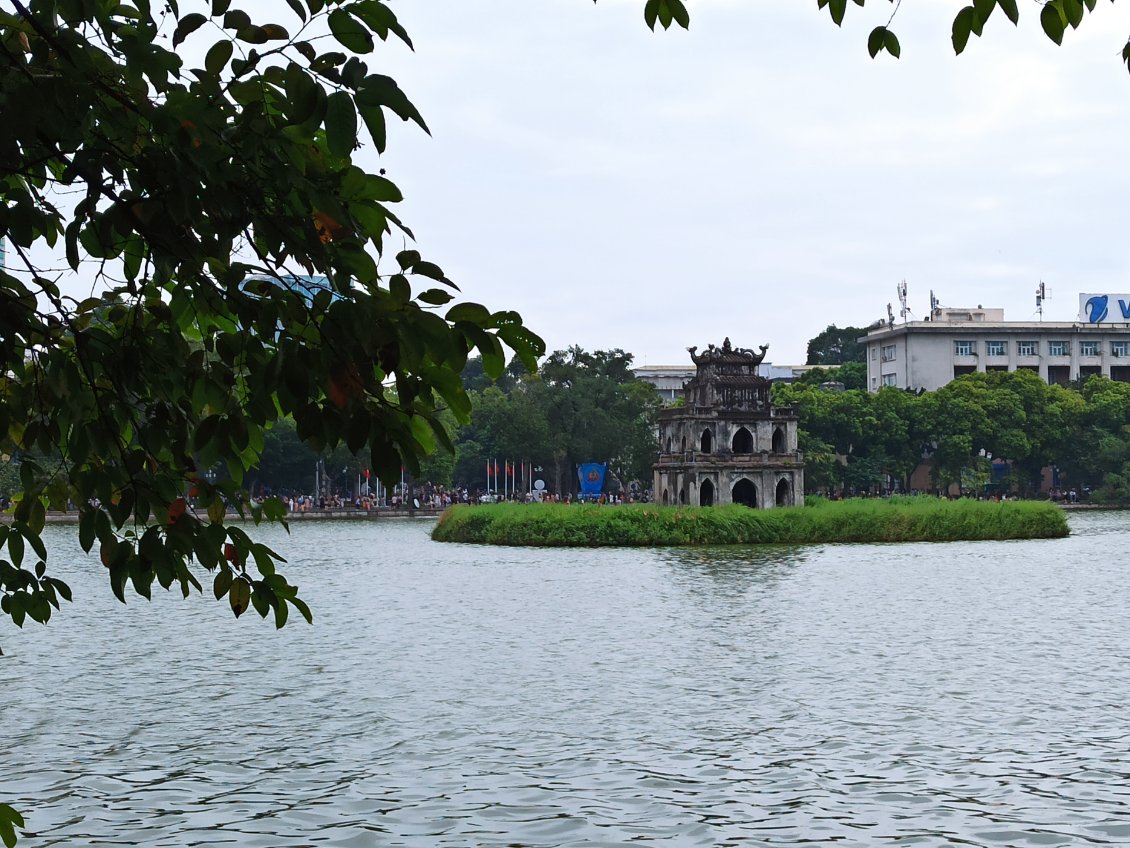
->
xmin=862 ymin=297 xmax=1130 ymax=392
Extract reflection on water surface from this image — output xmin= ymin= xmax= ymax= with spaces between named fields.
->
xmin=4 ymin=511 xmax=1130 ymax=846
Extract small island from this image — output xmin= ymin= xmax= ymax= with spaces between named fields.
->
xmin=431 ymin=497 xmax=1070 ymax=546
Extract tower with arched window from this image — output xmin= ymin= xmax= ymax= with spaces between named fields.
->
xmin=653 ymin=338 xmax=804 ymax=508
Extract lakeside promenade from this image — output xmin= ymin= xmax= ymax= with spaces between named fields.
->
xmin=4 ymin=501 xmax=1110 ymax=527
xmin=18 ymin=507 xmax=445 ymax=525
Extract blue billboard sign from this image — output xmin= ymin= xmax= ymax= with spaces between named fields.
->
xmin=577 ymin=463 xmax=607 ymax=499
xmin=1080 ymin=293 xmax=1130 ymax=324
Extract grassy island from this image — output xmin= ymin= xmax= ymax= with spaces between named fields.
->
xmin=431 ymin=497 xmax=1069 ymax=546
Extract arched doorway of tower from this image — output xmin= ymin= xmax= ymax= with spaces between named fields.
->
xmin=662 ymin=489 xmax=670 ymax=505
xmin=772 ymin=426 xmax=786 ymax=454
xmin=732 ymin=427 xmax=753 ymax=454
xmin=700 ymin=479 xmax=715 ymax=507
xmin=732 ymin=478 xmax=757 ymax=507
xmin=776 ymin=478 xmax=790 ymax=506
xmin=700 ymin=428 xmax=713 ymax=453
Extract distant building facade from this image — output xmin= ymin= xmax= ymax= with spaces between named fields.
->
xmin=653 ymin=339 xmax=804 ymax=508
xmin=633 ymin=362 xmax=815 ymax=400
xmin=862 ymin=301 xmax=1130 ymax=392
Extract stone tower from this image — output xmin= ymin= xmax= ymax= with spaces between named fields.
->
xmin=653 ymin=338 xmax=804 ymax=508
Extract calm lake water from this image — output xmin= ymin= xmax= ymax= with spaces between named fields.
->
xmin=4 ymin=511 xmax=1130 ymax=846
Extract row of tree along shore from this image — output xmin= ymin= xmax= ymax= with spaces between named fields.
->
xmin=440 ymin=349 xmax=1130 ymax=504
xmin=431 ymin=497 xmax=1070 ymax=546
xmin=7 ymin=345 xmax=1128 ymax=507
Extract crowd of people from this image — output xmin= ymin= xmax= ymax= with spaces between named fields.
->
xmin=270 ymin=483 xmax=650 ymax=512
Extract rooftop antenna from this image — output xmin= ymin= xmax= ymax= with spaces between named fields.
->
xmin=1035 ymin=280 xmax=1049 ymax=320
xmin=897 ymin=280 xmax=911 ymax=322
xmin=886 ymin=302 xmax=895 ymax=327
xmin=929 ymin=289 xmax=940 ymax=319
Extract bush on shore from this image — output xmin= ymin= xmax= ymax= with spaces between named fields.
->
xmin=431 ymin=496 xmax=1069 ymax=547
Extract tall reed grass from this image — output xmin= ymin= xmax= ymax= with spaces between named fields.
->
xmin=431 ymin=497 xmax=1068 ymax=547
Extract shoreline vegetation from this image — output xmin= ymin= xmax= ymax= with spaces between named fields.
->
xmin=431 ymin=497 xmax=1070 ymax=546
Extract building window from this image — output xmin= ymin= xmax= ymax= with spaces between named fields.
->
xmin=1047 ymin=340 xmax=1069 ymax=357
xmin=881 ymin=373 xmax=897 ymax=387
xmin=985 ymin=340 xmax=1007 ymax=356
xmin=954 ymin=340 xmax=975 ymax=356
xmin=1017 ymin=340 xmax=1038 ymax=357
xmin=880 ymin=344 xmax=896 ymax=362
xmin=871 ymin=347 xmax=877 ymax=361
xmin=1080 ymin=340 xmax=1100 ymax=356
xmin=1113 ymin=341 xmax=1129 ymax=358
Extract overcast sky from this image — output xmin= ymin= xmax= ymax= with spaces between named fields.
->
xmin=356 ymin=0 xmax=1130 ymax=366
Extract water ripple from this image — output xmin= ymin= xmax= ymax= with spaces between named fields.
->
xmin=3 ymin=510 xmax=1130 ymax=845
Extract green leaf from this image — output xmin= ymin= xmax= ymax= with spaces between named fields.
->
xmin=358 ymin=102 xmax=387 ymax=153
xmin=1062 ymin=0 xmax=1083 ymax=28
xmin=79 ymin=509 xmax=97 ymax=553
xmin=328 ymin=9 xmax=374 ymax=53
xmin=355 ymin=74 xmax=429 ymax=134
xmin=884 ymin=29 xmax=901 ymax=58
xmin=229 ymin=577 xmax=250 ymax=617
xmin=7 ymin=531 xmax=23 ymax=568
xmin=204 ymin=39 xmax=234 ymax=75
xmin=325 ymin=91 xmax=358 ymax=158
xmin=952 ymin=6 xmax=975 ymax=54
xmin=173 ymin=12 xmax=207 ymax=47
xmin=1040 ymin=2 xmax=1064 ymax=44
xmin=390 ymin=273 xmax=411 ymax=302
xmin=973 ymin=0 xmax=995 ymax=26
xmin=413 ymin=260 xmax=447 ymax=282
xmin=970 ymin=7 xmax=985 ymax=35
xmin=23 ymin=523 xmax=46 ymax=560
xmin=828 ymin=0 xmax=847 ymax=26
xmin=292 ymin=596 xmax=313 ymax=624
xmin=0 ymin=803 xmax=25 ymax=848
xmin=644 ymin=0 xmax=660 ymax=30
xmin=997 ymin=0 xmax=1019 ymax=25
xmin=867 ymin=26 xmax=885 ymax=58
xmin=285 ymin=64 xmax=325 ymax=125
xmin=274 ymin=596 xmax=289 ymax=628
xmin=236 ymin=25 xmax=269 ymax=44
xmin=396 ymin=249 xmax=421 ymax=270
xmin=418 ymin=288 xmax=453 ymax=306
xmin=27 ymin=498 xmax=46 ymax=536
xmin=213 ymin=567 xmax=233 ymax=599
xmin=668 ymin=0 xmax=690 ymax=28
xmin=446 ymin=302 xmax=492 ymax=324
xmin=284 ymin=0 xmax=306 ymax=21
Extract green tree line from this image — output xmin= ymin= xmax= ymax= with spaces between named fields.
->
xmin=776 ymin=368 xmax=1130 ymax=502
xmin=260 ymin=347 xmax=660 ymax=499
